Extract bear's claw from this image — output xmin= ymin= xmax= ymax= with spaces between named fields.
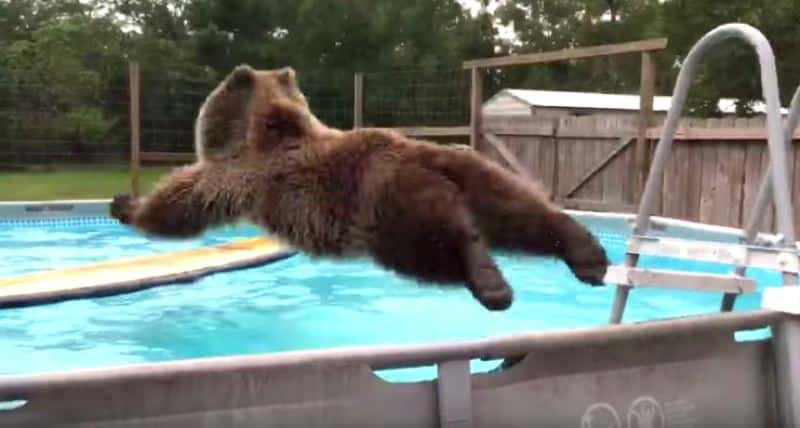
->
xmin=564 ymin=242 xmax=609 ymax=286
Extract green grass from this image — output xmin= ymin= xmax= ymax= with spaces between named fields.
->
xmin=0 ymin=165 xmax=172 ymax=201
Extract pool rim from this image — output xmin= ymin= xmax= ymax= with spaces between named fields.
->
xmin=0 ymin=198 xmax=778 ymax=239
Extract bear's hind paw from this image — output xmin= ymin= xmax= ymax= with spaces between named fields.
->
xmin=564 ymin=243 xmax=609 ymax=286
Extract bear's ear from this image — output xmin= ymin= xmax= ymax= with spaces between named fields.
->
xmin=257 ymin=99 xmax=309 ymax=149
xmin=225 ymin=64 xmax=255 ymax=91
xmin=276 ymin=67 xmax=296 ymax=89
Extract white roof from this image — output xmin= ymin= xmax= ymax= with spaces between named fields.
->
xmin=489 ymin=89 xmax=787 ymax=115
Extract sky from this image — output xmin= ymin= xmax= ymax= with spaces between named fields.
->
xmin=456 ymin=0 xmax=518 ymax=47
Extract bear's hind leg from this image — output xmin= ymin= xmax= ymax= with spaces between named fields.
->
xmin=368 ymin=168 xmax=513 ymax=310
xmin=462 ymin=235 xmax=514 ymax=310
xmin=471 ymin=175 xmax=609 ymax=286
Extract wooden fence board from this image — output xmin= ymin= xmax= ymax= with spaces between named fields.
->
xmin=598 ymin=138 xmax=633 ymax=204
xmin=475 ymin=116 xmax=798 ymax=230
xmin=648 ymin=138 xmax=663 ymax=215
xmin=574 ymin=139 xmax=592 ymax=198
xmin=463 ymin=38 xmax=668 ymax=69
xmin=742 ymin=142 xmax=765 ymax=230
xmin=541 ymin=137 xmax=558 ymax=195
xmin=394 ymin=126 xmax=470 ymax=137
xmin=646 ymin=125 xmax=800 ymax=140
xmin=684 ymin=141 xmax=704 ymax=222
xmin=623 ymin=137 xmax=636 ymax=204
xmin=527 ymin=136 xmax=558 ymax=195
xmin=483 ymin=133 xmax=531 ymax=179
xmin=742 ymin=143 xmax=760 ymax=229
xmin=710 ymin=141 xmax=745 ymax=227
xmin=562 ymin=138 xmax=582 ymax=198
xmin=793 ymin=145 xmax=800 ymax=234
xmin=557 ymin=136 xmax=574 ymax=198
xmin=699 ymin=148 xmax=716 ymax=223
xmin=483 ymin=117 xmax=555 ymax=136
xmin=661 ymin=141 xmax=683 ymax=219
xmin=600 ymin=140 xmax=620 ymax=203
xmin=730 ymin=118 xmax=750 ymax=227
xmin=140 ymin=152 xmax=195 ymax=163
xmin=759 ymin=143 xmax=776 ymax=232
xmin=587 ymin=139 xmax=606 ymax=199
xmin=519 ymin=136 xmax=539 ymax=180
xmin=519 ymin=136 xmax=544 ymax=185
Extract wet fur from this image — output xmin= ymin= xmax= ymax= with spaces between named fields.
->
xmin=111 ymin=65 xmax=609 ymax=311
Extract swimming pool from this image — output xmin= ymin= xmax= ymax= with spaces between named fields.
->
xmin=0 ymin=211 xmax=782 ymax=381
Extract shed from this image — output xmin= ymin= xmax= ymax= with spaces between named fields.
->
xmin=482 ymin=89 xmax=787 ymax=120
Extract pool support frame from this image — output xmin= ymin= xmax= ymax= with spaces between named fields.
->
xmin=1 ymin=306 xmax=798 ymax=426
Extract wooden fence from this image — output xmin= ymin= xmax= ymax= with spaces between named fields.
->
xmin=478 ymin=115 xmax=800 ymax=233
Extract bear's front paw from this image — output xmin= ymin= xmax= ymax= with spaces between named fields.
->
xmin=110 ymin=193 xmax=136 ymax=224
xmin=564 ymin=239 xmax=609 ymax=286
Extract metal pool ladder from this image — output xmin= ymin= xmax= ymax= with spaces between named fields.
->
xmin=604 ymin=23 xmax=800 ymax=324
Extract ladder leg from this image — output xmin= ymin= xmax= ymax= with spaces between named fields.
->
xmin=720 ymin=293 xmax=737 ymax=311
xmin=736 ymin=86 xmax=800 ymax=284
xmin=721 ymin=265 xmax=746 ymax=311
xmin=609 ymin=286 xmax=631 ymax=324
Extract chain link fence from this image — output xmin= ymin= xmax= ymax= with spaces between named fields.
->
xmin=0 ymin=65 xmax=474 ymax=170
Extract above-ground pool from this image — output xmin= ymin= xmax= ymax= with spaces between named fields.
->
xmin=0 ymin=212 xmax=781 ymax=381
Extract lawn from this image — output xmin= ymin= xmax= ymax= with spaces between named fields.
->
xmin=0 ymin=165 xmax=173 ymax=201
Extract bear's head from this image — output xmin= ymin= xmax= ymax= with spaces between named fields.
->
xmin=193 ymin=64 xmax=316 ymax=161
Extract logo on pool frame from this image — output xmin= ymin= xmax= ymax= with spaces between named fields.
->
xmin=581 ymin=396 xmax=665 ymax=428
xmin=627 ymin=396 xmax=664 ymax=428
xmin=581 ymin=402 xmax=621 ymax=428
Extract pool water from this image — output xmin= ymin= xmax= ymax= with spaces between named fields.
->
xmin=0 ymin=217 xmax=781 ymax=381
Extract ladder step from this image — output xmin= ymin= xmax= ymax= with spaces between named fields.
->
xmin=628 ymin=235 xmax=799 ymax=273
xmin=604 ymin=265 xmax=757 ymax=294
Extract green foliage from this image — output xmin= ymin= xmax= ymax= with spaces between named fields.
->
xmin=494 ymin=0 xmax=663 ymax=94
xmin=0 ymin=165 xmax=171 ymax=200
xmin=0 ymin=0 xmax=799 ymax=163
xmin=59 ymin=107 xmax=117 ymax=145
xmin=2 ymin=16 xmax=120 ymax=107
xmin=494 ymin=0 xmax=800 ymax=116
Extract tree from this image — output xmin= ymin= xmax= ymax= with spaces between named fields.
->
xmin=0 ymin=12 xmax=127 ymax=160
xmin=661 ymin=0 xmax=800 ymax=115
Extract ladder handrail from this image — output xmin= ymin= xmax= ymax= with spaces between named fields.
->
xmin=609 ymin=23 xmax=798 ymax=324
xmin=742 ymin=85 xmax=800 ymax=246
xmin=635 ymin=23 xmax=795 ymax=244
xmin=722 ymin=85 xmax=800 ymax=311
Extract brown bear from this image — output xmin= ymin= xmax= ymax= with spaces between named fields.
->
xmin=110 ymin=65 xmax=609 ymax=311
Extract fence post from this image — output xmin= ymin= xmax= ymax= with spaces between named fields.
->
xmin=635 ymin=52 xmax=656 ymax=203
xmin=353 ymin=72 xmax=364 ymax=128
xmin=470 ymin=67 xmax=483 ymax=149
xmin=129 ymin=62 xmax=141 ymax=197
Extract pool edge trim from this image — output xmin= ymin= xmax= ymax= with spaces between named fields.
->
xmin=0 ymin=199 xmax=778 ymax=243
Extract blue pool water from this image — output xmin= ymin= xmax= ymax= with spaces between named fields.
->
xmin=0 ymin=216 xmax=781 ymax=381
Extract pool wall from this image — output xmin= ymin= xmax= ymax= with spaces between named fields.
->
xmin=0 ymin=308 xmax=796 ymax=427
xmin=0 ymin=200 xmax=110 ymax=218
xmin=0 ymin=200 xmax=110 ymax=224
